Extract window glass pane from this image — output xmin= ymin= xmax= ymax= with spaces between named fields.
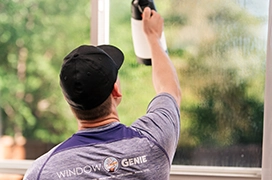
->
xmin=110 ymin=0 xmax=269 ymax=167
xmin=0 ymin=0 xmax=90 ymax=164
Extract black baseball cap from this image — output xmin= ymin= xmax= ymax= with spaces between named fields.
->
xmin=59 ymin=44 xmax=124 ymax=110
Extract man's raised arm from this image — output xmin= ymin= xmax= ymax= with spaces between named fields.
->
xmin=142 ymin=7 xmax=181 ymax=107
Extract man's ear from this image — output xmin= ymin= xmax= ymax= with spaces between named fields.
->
xmin=111 ymin=82 xmax=122 ymax=98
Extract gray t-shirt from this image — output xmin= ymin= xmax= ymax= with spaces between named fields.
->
xmin=23 ymin=93 xmax=180 ymax=180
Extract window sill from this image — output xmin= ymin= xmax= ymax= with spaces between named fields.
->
xmin=0 ymin=160 xmax=262 ymax=180
xmin=170 ymin=165 xmax=261 ymax=179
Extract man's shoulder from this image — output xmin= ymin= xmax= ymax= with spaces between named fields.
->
xmin=148 ymin=93 xmax=179 ymax=109
xmin=130 ymin=93 xmax=180 ymax=163
xmin=23 ymin=145 xmax=60 ymax=179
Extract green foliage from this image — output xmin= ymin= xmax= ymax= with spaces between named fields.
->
xmin=0 ymin=0 xmax=90 ymax=143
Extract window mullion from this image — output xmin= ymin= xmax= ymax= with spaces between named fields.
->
xmin=90 ymin=0 xmax=109 ymax=45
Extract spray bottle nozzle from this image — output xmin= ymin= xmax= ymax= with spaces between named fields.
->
xmin=132 ymin=0 xmax=151 ymax=13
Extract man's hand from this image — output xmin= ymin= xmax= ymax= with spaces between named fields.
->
xmin=142 ymin=7 xmax=163 ymax=40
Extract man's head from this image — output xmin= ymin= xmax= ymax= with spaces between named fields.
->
xmin=59 ymin=45 xmax=124 ymax=119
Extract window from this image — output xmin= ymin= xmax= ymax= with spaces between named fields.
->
xmin=110 ymin=0 xmax=269 ymax=167
xmin=0 ymin=0 xmax=90 ymax=164
xmin=1 ymin=0 xmax=271 ymax=179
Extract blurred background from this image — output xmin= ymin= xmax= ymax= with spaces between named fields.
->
xmin=0 ymin=1 xmax=269 ymax=177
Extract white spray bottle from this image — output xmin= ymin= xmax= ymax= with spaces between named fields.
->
xmin=131 ymin=0 xmax=168 ymax=65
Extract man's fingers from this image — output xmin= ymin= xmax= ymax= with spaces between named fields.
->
xmin=143 ymin=7 xmax=151 ymax=20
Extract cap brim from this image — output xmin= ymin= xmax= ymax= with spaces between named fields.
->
xmin=98 ymin=45 xmax=124 ymax=69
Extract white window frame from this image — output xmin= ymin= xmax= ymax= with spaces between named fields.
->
xmin=0 ymin=0 xmax=271 ymax=179
xmin=261 ymin=0 xmax=272 ymax=179
xmin=90 ymin=0 xmax=109 ymax=45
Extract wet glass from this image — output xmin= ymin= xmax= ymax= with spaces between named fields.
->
xmin=110 ymin=0 xmax=269 ymax=167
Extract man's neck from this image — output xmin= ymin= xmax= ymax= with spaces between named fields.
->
xmin=78 ymin=92 xmax=121 ymax=130
xmin=77 ymin=115 xmax=120 ymax=130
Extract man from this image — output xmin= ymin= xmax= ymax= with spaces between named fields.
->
xmin=24 ymin=7 xmax=181 ymax=180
